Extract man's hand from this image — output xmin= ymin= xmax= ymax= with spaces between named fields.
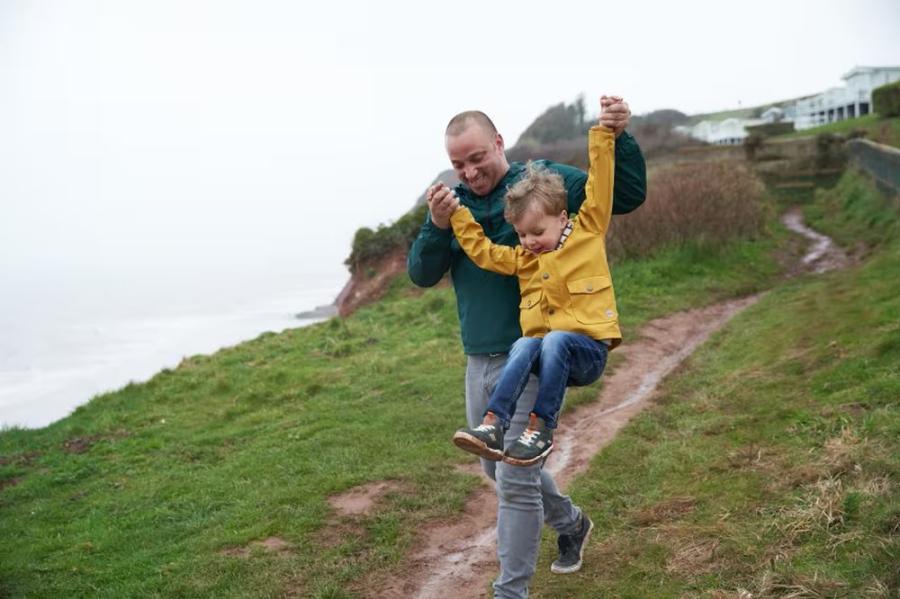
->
xmin=599 ymin=95 xmax=631 ymax=138
xmin=426 ymin=183 xmax=459 ymax=229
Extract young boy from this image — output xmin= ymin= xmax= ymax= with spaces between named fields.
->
xmin=447 ymin=118 xmax=621 ymax=467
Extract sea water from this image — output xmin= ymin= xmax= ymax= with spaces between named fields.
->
xmin=0 ymin=265 xmax=347 ymax=429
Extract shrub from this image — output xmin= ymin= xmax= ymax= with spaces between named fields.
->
xmin=745 ymin=122 xmax=795 ymax=137
xmin=816 ymin=133 xmax=844 ymax=169
xmin=346 ymin=160 xmax=771 ymax=273
xmin=345 ymin=203 xmax=429 ymax=271
xmin=872 ymin=80 xmax=900 ymax=118
xmin=507 ymin=136 xmax=589 ymax=169
xmin=606 ymin=161 xmax=769 ymax=261
xmin=744 ymin=133 xmax=765 ymax=161
xmin=517 ymin=98 xmax=589 ymax=146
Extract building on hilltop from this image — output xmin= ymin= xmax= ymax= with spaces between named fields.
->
xmin=761 ymin=106 xmax=786 ymax=122
xmin=677 ymin=65 xmax=900 ymax=145
xmin=676 ymin=116 xmax=764 ymax=146
xmin=794 ymin=66 xmax=900 ymax=130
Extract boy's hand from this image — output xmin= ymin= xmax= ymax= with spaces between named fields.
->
xmin=426 ymin=183 xmax=459 ymax=229
xmin=599 ymin=95 xmax=631 ymax=137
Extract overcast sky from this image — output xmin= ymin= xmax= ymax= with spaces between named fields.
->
xmin=2 ymin=0 xmax=898 ymax=281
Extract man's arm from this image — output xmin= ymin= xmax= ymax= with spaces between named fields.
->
xmin=407 ymin=211 xmax=453 ymax=287
xmin=450 ymin=207 xmax=519 ymax=276
xmin=603 ymin=95 xmax=646 ymax=214
xmin=610 ymin=130 xmax=647 ymax=214
xmin=555 ymin=95 xmax=646 ymax=215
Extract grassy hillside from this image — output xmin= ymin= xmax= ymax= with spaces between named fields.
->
xmin=3 ymin=166 xmax=897 ymax=597
xmin=0 ymin=235 xmax=782 ymax=597
xmin=1 ymin=181 xmax=781 ymax=596
xmin=776 ymin=114 xmax=900 ymax=148
xmin=687 ymin=94 xmax=811 ymax=126
xmin=532 ymin=169 xmax=899 ymax=597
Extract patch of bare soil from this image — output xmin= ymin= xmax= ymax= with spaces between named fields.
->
xmin=62 ymin=436 xmax=101 ymax=454
xmin=328 ymin=480 xmax=405 ymax=518
xmin=664 ymin=537 xmax=722 ymax=576
xmin=62 ymin=429 xmax=130 ymax=454
xmin=317 ymin=481 xmax=408 ymax=552
xmin=0 ymin=477 xmax=23 ymax=491
xmin=359 ymin=212 xmax=847 ymax=598
xmin=220 ymin=536 xmax=293 ymax=558
xmin=632 ymin=497 xmax=697 ymax=527
xmin=0 ymin=451 xmax=41 ymax=467
xmin=363 ymin=478 xmax=497 ymax=599
xmin=335 ymin=248 xmax=409 ymax=317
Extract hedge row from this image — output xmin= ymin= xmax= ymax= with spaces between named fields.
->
xmin=872 ymin=80 xmax=900 ymax=118
xmin=744 ymin=122 xmax=795 ymax=136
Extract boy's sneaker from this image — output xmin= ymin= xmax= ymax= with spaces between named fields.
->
xmin=551 ymin=512 xmax=594 ymax=574
xmin=453 ymin=412 xmax=504 ymax=461
xmin=502 ymin=413 xmax=553 ymax=466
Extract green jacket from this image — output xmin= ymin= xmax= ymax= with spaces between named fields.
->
xmin=407 ymin=131 xmax=647 ymax=355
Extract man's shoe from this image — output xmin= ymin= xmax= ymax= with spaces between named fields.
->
xmin=453 ymin=412 xmax=504 ymax=461
xmin=502 ymin=413 xmax=553 ymax=466
xmin=551 ymin=512 xmax=594 ymax=574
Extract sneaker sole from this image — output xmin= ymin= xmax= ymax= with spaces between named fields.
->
xmin=452 ymin=431 xmax=504 ymax=461
xmin=501 ymin=443 xmax=553 ymax=467
xmin=550 ymin=516 xmax=594 ymax=574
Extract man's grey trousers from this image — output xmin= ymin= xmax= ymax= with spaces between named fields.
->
xmin=465 ymin=354 xmax=584 ymax=598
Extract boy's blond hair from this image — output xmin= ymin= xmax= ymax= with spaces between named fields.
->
xmin=504 ymin=162 xmax=567 ymax=224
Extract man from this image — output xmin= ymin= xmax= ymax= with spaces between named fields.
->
xmin=408 ymin=97 xmax=646 ymax=598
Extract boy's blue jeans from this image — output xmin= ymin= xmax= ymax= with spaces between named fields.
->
xmin=487 ymin=331 xmax=609 ymax=429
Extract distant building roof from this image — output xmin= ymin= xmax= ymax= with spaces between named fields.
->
xmin=842 ymin=65 xmax=900 ymax=80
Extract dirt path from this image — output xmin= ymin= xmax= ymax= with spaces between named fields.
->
xmin=781 ymin=208 xmax=850 ymax=273
xmin=364 ymin=211 xmax=848 ymax=598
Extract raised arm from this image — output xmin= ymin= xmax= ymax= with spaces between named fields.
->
xmin=450 ymin=207 xmax=520 ymax=276
xmin=554 ymin=96 xmax=645 ymax=215
xmin=576 ymin=125 xmax=616 ymax=234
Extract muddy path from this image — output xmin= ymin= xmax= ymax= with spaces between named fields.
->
xmin=363 ymin=210 xmax=848 ymax=598
xmin=781 ymin=208 xmax=850 ymax=274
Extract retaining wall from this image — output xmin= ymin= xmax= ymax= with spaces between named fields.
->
xmin=846 ymin=138 xmax=900 ymax=194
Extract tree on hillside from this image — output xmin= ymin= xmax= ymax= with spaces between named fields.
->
xmin=517 ymin=98 xmax=588 ymax=146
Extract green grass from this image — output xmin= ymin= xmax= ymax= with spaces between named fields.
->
xmin=0 ymin=236 xmax=782 ymax=596
xmin=531 ymin=169 xmax=900 ymax=597
xmin=3 ymin=168 xmax=896 ymax=597
xmin=776 ymin=114 xmax=900 ymax=148
xmin=563 ymin=238 xmax=781 ymax=413
xmin=804 ymin=167 xmax=900 ymax=250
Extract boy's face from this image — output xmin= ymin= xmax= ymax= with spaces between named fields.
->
xmin=513 ymin=205 xmax=569 ymax=255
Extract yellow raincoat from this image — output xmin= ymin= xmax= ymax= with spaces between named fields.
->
xmin=449 ymin=126 xmax=622 ymax=349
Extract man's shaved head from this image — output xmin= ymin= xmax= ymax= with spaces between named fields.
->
xmin=444 ymin=110 xmax=508 ymax=196
xmin=445 ymin=110 xmax=498 ymax=137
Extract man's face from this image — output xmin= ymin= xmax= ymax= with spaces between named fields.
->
xmin=445 ymin=123 xmax=509 ymax=197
